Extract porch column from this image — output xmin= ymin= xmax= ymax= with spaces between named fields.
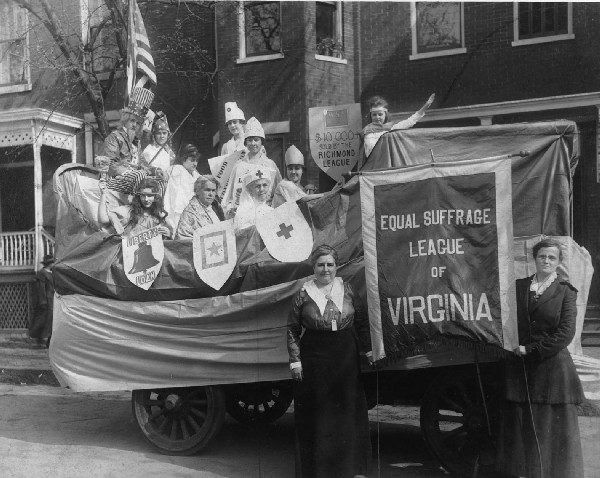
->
xmin=597 ymin=105 xmax=600 ymax=183
xmin=33 ymin=137 xmax=43 ymax=271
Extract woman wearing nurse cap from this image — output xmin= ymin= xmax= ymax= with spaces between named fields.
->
xmin=221 ymin=102 xmax=246 ymax=155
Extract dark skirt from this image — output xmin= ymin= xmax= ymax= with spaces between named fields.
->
xmin=293 ymin=328 xmax=371 ymax=478
xmin=495 ymin=400 xmax=584 ymax=478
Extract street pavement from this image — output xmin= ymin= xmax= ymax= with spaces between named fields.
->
xmin=0 ymin=334 xmax=599 ymax=477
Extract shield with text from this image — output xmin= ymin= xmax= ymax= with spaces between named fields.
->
xmin=308 ymin=103 xmax=362 ymax=181
xmin=122 ymin=226 xmax=164 ymax=290
xmin=193 ymin=219 xmax=237 ymax=290
xmin=255 ymin=201 xmax=313 ymax=263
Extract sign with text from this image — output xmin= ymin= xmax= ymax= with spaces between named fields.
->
xmin=360 ymin=158 xmax=517 ymax=361
xmin=122 ymin=226 xmax=164 ymax=290
xmin=308 ymin=103 xmax=362 ymax=181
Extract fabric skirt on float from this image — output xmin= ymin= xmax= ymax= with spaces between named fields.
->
xmin=293 ymin=328 xmax=371 ymax=478
xmin=495 ymin=400 xmax=584 ymax=478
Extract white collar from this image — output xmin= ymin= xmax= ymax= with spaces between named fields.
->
xmin=303 ymin=277 xmax=344 ymax=316
xmin=530 ymin=272 xmax=558 ymax=297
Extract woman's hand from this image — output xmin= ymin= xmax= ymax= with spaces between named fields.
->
xmin=157 ymin=225 xmax=170 ymax=237
xmin=513 ymin=345 xmax=527 ymax=357
xmin=291 ymin=366 xmax=303 ymax=382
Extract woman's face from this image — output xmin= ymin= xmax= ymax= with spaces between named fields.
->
xmin=153 ymin=129 xmax=169 ymax=146
xmin=245 ymin=137 xmax=262 ymax=155
xmin=287 ymin=165 xmax=303 ymax=184
xmin=251 ymin=179 xmax=270 ymax=203
xmin=534 ymin=246 xmax=561 ymax=278
xmin=196 ymin=181 xmax=217 ymax=206
xmin=138 ymin=188 xmax=156 ymax=208
xmin=370 ymin=109 xmax=386 ymax=125
xmin=227 ymin=119 xmax=244 ymax=137
xmin=182 ymin=157 xmax=198 ymax=174
xmin=314 ymin=254 xmax=337 ymax=286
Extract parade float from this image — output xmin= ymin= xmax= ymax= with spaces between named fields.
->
xmin=49 ymin=120 xmax=595 ymax=477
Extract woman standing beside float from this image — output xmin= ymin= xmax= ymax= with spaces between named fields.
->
xmin=287 ymin=245 xmax=372 ymax=478
xmin=496 ymin=238 xmax=585 ymax=478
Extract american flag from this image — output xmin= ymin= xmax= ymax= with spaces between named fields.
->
xmin=126 ymin=0 xmax=156 ymax=98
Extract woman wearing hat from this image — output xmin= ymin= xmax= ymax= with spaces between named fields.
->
xmin=221 ymin=102 xmax=246 ymax=155
xmin=222 ymin=117 xmax=282 ymax=217
xmin=233 ymin=168 xmax=274 ymax=232
xmin=362 ymin=93 xmax=435 ymax=158
xmin=272 ymin=145 xmax=307 ymax=208
xmin=142 ymin=112 xmax=175 ymax=172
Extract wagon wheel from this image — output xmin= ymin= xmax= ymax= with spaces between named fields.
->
xmin=225 ymin=381 xmax=293 ymax=424
xmin=132 ymin=386 xmax=226 ymax=455
xmin=420 ymin=368 xmax=499 ymax=478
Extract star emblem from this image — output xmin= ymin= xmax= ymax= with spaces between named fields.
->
xmin=207 ymin=242 xmax=221 ymax=256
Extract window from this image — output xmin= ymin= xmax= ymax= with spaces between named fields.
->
xmin=84 ymin=0 xmax=119 ymax=74
xmin=0 ymin=1 xmax=31 ymax=94
xmin=410 ymin=2 xmax=466 ymax=60
xmin=237 ymin=2 xmax=283 ymax=63
xmin=316 ymin=2 xmax=344 ymax=60
xmin=513 ymin=3 xmax=573 ymax=46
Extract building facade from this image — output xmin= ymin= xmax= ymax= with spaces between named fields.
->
xmin=213 ymin=1 xmax=600 ymax=303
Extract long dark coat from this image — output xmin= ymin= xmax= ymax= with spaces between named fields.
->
xmin=503 ymin=275 xmax=584 ymax=404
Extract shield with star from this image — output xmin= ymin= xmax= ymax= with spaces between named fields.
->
xmin=255 ymin=201 xmax=313 ymax=263
xmin=192 ymin=219 xmax=237 ymax=290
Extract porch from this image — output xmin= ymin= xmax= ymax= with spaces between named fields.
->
xmin=0 ymin=108 xmax=82 ymax=330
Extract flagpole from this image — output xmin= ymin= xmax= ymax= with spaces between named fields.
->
xmin=148 ymin=106 xmax=196 ymax=166
xmin=125 ymin=0 xmax=137 ymax=105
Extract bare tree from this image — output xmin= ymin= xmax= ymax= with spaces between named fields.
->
xmin=13 ymin=0 xmax=217 ymax=140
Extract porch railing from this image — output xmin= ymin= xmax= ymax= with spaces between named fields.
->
xmin=0 ymin=229 xmax=55 ymax=268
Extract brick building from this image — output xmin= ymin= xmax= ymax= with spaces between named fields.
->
xmin=213 ymin=1 xmax=600 ymax=304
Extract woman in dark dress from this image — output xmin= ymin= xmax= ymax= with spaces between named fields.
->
xmin=496 ymin=238 xmax=585 ymax=478
xmin=287 ymin=245 xmax=373 ymax=478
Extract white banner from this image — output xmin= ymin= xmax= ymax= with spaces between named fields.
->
xmin=208 ymin=150 xmax=244 ymax=200
xmin=122 ymin=227 xmax=164 ymax=290
xmin=255 ymin=201 xmax=313 ymax=263
xmin=193 ymin=219 xmax=237 ymax=290
xmin=308 ymin=103 xmax=362 ymax=181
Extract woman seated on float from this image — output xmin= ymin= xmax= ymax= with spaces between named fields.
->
xmin=98 ymin=178 xmax=170 ymax=237
xmin=222 ymin=117 xmax=281 ymax=217
xmin=272 ymin=145 xmax=307 ymax=208
xmin=163 ymin=144 xmax=202 ymax=234
xmin=233 ymin=169 xmax=274 ymax=232
xmin=175 ymin=175 xmax=224 ymax=240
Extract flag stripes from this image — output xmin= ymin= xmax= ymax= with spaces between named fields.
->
xmin=127 ymin=0 xmax=156 ymax=97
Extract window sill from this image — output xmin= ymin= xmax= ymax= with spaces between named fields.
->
xmin=409 ymin=47 xmax=467 ymax=61
xmin=512 ymin=33 xmax=574 ymax=47
xmin=0 ymin=83 xmax=32 ymax=95
xmin=236 ymin=53 xmax=284 ymax=64
xmin=314 ymin=54 xmax=347 ymax=65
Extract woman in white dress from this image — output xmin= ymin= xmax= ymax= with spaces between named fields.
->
xmin=163 ymin=144 xmax=201 ymax=233
xmin=233 ymin=169 xmax=273 ymax=232
xmin=272 ymin=145 xmax=306 ymax=208
xmin=221 ymin=102 xmax=246 ymax=155
xmin=142 ymin=112 xmax=175 ymax=172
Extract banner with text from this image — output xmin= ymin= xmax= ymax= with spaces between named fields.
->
xmin=360 ymin=158 xmax=518 ymax=361
xmin=309 ymin=103 xmax=361 ymax=181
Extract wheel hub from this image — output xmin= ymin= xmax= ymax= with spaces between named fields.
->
xmin=164 ymin=393 xmax=182 ymax=411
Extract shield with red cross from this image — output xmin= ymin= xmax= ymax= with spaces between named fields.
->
xmin=255 ymin=201 xmax=313 ymax=263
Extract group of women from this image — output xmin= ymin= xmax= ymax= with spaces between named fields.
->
xmin=96 ymin=99 xmax=585 ymax=478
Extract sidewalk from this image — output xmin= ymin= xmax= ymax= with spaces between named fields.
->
xmin=0 ymin=333 xmax=58 ymax=386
